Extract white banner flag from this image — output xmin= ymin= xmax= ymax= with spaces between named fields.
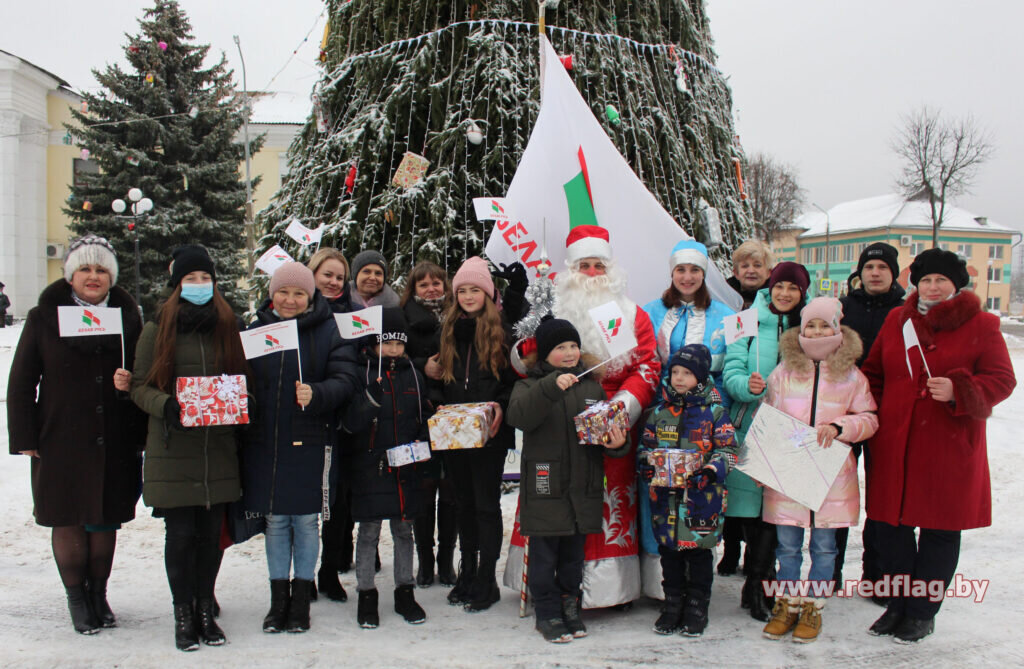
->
xmin=473 ymin=197 xmax=516 ymax=225
xmin=335 ymin=305 xmax=383 ymax=340
xmin=901 ymin=318 xmax=932 ymax=378
xmin=57 ymin=306 xmax=123 ymax=337
xmin=240 ymin=320 xmax=300 ymax=361
xmin=723 ymin=307 xmax=759 ymax=345
xmin=484 ymin=35 xmax=741 ymax=311
xmin=284 ymin=218 xmax=324 ymax=246
xmin=255 ymin=245 xmax=294 ymax=275
xmin=588 ymin=300 xmax=637 ymax=360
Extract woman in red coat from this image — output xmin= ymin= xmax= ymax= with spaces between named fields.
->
xmin=861 ymin=249 xmax=1015 ymax=643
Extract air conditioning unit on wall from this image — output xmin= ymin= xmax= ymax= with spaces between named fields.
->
xmin=45 ymin=243 xmax=65 ymax=260
xmin=899 ymin=235 xmax=912 ymax=247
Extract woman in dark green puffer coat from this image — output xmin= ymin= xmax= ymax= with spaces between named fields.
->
xmin=131 ymin=247 xmax=250 ymax=652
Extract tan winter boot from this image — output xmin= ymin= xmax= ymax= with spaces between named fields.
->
xmin=792 ymin=598 xmax=824 ymax=643
xmin=762 ymin=597 xmax=801 ymax=640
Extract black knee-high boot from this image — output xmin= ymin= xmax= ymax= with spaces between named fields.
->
xmin=742 ymin=521 xmax=777 ymax=622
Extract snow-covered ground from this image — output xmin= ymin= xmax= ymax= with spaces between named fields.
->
xmin=2 ymin=321 xmax=1024 ymax=667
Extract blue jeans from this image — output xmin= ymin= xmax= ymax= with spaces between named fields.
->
xmin=775 ymin=524 xmax=837 ymax=587
xmin=265 ymin=513 xmax=319 ymax=581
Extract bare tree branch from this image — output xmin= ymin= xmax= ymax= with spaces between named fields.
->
xmin=891 ymin=106 xmax=994 ymax=247
xmin=745 ymin=152 xmax=804 ymax=242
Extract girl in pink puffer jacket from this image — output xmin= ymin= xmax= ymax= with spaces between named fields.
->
xmin=760 ymin=297 xmax=878 ymax=644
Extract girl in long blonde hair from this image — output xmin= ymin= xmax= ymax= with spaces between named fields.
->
xmin=431 ymin=257 xmax=516 ymax=612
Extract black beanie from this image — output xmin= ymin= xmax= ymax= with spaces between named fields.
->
xmin=535 ymin=318 xmax=581 ymax=363
xmin=909 ymin=248 xmax=970 ymax=290
xmin=669 ymin=344 xmax=712 ymax=387
xmin=169 ymin=245 xmax=216 ymax=287
xmin=377 ymin=307 xmax=408 ymax=343
xmin=856 ymin=242 xmax=899 ymax=280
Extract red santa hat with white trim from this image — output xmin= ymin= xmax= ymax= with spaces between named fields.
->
xmin=565 ymin=224 xmax=612 ymax=264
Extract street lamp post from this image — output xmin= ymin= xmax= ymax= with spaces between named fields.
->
xmin=111 ymin=188 xmax=154 ymax=314
xmin=233 ymin=35 xmax=256 ymax=291
xmin=812 ymin=202 xmax=832 ymax=287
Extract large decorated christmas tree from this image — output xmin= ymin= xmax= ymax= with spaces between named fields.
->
xmin=260 ymin=0 xmax=751 ymax=283
xmin=66 ymin=0 xmax=260 ymax=315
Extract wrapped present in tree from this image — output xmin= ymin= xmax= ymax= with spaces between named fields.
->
xmin=176 ymin=375 xmax=249 ymax=427
xmin=574 ymin=400 xmax=629 ymax=445
xmin=427 ymin=403 xmax=495 ymax=450
xmin=386 ymin=441 xmax=432 ymax=467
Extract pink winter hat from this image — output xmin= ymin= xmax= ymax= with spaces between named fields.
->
xmin=800 ymin=297 xmax=843 ymax=332
xmin=452 ymin=256 xmax=496 ymax=301
xmin=270 ymin=261 xmax=316 ymax=298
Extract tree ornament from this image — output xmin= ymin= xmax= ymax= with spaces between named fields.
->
xmin=127 ymin=222 xmax=135 ymax=231
xmin=127 ymin=155 xmax=140 ymax=167
xmin=604 ymin=104 xmax=621 ymax=125
xmin=62 ymin=132 xmax=72 ymax=145
xmin=80 ymin=148 xmax=90 ymax=160
xmin=559 ymin=54 xmax=573 ymax=70
xmin=183 ymin=174 xmax=189 ymax=191
xmin=313 ymin=94 xmax=329 ymax=133
xmin=384 ymin=209 xmax=395 ymax=224
xmin=344 ymin=163 xmax=358 ymax=194
xmin=513 ymin=257 xmax=556 ymax=339
xmin=80 ymin=100 xmax=89 ymax=114
xmin=732 ymin=158 xmax=748 ymax=200
xmin=676 ymin=70 xmax=691 ymax=95
xmin=128 ymin=45 xmax=140 ymax=54
xmin=145 ymin=72 xmax=155 ymax=84
xmin=158 ymin=41 xmax=168 ymax=51
xmin=466 ymin=122 xmax=484 ymax=145
xmin=392 ymin=152 xmax=430 ymax=188
xmin=189 ymin=105 xmax=199 ymax=118
xmin=698 ymin=198 xmax=724 ymax=248
xmin=82 ymin=201 xmax=93 ymax=212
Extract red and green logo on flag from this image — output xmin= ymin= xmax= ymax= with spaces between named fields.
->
xmin=82 ymin=310 xmax=101 ymax=327
xmin=352 ymin=315 xmax=370 ymax=329
xmin=265 ymin=334 xmax=280 ymax=348
xmin=607 ymin=317 xmax=622 ymax=337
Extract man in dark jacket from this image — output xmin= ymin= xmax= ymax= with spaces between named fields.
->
xmin=836 ymin=241 xmax=905 ymax=596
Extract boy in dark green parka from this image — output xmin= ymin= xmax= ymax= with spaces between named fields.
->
xmin=507 ymin=319 xmax=627 ymax=644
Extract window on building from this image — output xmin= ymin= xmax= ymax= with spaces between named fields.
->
xmin=803 ymin=248 xmax=812 ymax=264
xmin=72 ymin=158 xmax=99 ymax=187
xmin=814 ymin=247 xmax=825 ymax=263
xmin=987 ymin=296 xmax=1002 ymax=312
xmin=828 ymin=245 xmax=839 ymax=262
xmin=939 ymin=242 xmax=950 ymax=251
xmin=988 ymin=266 xmax=1002 ymax=282
xmin=909 ymin=242 xmax=925 ymax=257
xmin=957 ymin=243 xmax=973 ymax=258
xmin=989 ymin=245 xmax=1005 ymax=259
xmin=842 ymin=244 xmax=854 ymax=262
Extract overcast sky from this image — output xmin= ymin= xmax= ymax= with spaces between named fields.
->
xmin=4 ymin=0 xmax=1020 ymax=232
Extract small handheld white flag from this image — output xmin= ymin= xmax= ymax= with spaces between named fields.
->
xmin=240 ymin=320 xmax=300 ymax=361
xmin=285 ymin=218 xmax=324 ymax=247
xmin=901 ymin=318 xmax=932 ymax=378
xmin=473 ymin=197 xmax=516 ymax=225
xmin=58 ymin=305 xmax=126 ymax=368
xmin=255 ymin=245 xmax=294 ymax=275
xmin=723 ymin=307 xmax=758 ymax=345
xmin=335 ymin=306 xmax=383 ymax=340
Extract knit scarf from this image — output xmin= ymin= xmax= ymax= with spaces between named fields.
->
xmin=917 ymin=290 xmax=959 ymax=315
xmin=798 ymin=332 xmax=843 ymax=361
xmin=414 ymin=295 xmax=446 ymax=321
xmin=71 ymin=290 xmax=109 ymax=308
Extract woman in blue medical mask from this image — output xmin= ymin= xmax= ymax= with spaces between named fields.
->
xmin=131 ymin=245 xmax=251 ymax=652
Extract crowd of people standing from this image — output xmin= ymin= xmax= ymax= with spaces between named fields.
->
xmin=6 ymin=223 xmax=1014 ymax=650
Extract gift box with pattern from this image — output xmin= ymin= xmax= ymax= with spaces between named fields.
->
xmin=573 ymin=400 xmax=629 ymax=445
xmin=386 ymin=441 xmax=432 ymax=467
xmin=644 ymin=448 xmax=704 ymax=488
xmin=176 ymin=375 xmax=249 ymax=427
xmin=427 ymin=403 xmax=495 ymax=450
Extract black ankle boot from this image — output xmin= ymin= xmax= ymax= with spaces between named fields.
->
xmin=318 ymin=565 xmax=348 ymax=602
xmin=680 ymin=594 xmax=709 ymax=637
xmin=394 ymin=584 xmax=427 ymax=624
xmin=464 ymin=571 xmax=500 ymax=613
xmin=195 ymin=598 xmax=225 ymax=645
xmin=263 ymin=579 xmax=290 ymax=633
xmin=173 ymin=603 xmax=199 ymax=651
xmin=416 ymin=550 xmax=435 ymax=588
xmin=287 ymin=579 xmax=313 ymax=633
xmin=447 ymin=553 xmax=477 ymax=605
xmin=560 ymin=593 xmax=587 ymax=638
xmin=86 ymin=579 xmax=116 ymax=628
xmin=654 ymin=595 xmax=684 ymax=635
xmin=357 ymin=589 xmax=379 ymax=629
xmin=65 ymin=584 xmax=100 ymax=635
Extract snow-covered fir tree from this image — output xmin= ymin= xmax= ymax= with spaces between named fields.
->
xmin=260 ymin=0 xmax=751 ymax=286
xmin=65 ymin=0 xmax=261 ymax=316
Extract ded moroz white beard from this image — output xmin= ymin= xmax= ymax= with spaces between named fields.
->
xmin=553 ymin=260 xmax=637 ymax=376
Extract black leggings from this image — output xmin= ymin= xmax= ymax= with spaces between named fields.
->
xmin=163 ymin=505 xmax=224 ymax=606
xmin=445 ymin=448 xmax=506 ymax=575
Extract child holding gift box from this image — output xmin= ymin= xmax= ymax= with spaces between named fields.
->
xmin=637 ymin=344 xmax=738 ymax=637
xmin=507 ymin=318 xmax=628 ymax=643
xmin=760 ymin=297 xmax=878 ymax=644
xmin=431 ymin=257 xmax=518 ymax=612
xmin=244 ymin=262 xmax=357 ymax=635
xmin=341 ymin=308 xmax=431 ymax=629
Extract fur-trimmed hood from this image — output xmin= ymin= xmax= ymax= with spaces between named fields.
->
xmin=778 ymin=325 xmax=862 ymax=381
xmin=900 ymin=289 xmax=981 ymax=347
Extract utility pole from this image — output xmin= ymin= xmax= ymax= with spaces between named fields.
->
xmin=234 ymin=35 xmax=255 ymax=307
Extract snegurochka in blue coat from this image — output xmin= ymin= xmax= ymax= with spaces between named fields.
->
xmin=643 ymin=240 xmax=735 ymax=409
xmin=243 ymin=262 xmax=357 ymax=634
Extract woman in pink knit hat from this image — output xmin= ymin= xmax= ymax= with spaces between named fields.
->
xmin=430 ymin=256 xmax=518 ymax=613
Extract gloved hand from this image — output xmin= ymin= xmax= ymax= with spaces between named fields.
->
xmin=492 ymin=262 xmax=529 ymax=293
xmin=366 ymin=377 xmax=385 ymax=406
xmin=163 ymin=398 xmax=186 ymax=431
xmin=638 ymin=462 xmax=656 ymax=483
xmin=688 ymin=466 xmax=717 ymax=490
